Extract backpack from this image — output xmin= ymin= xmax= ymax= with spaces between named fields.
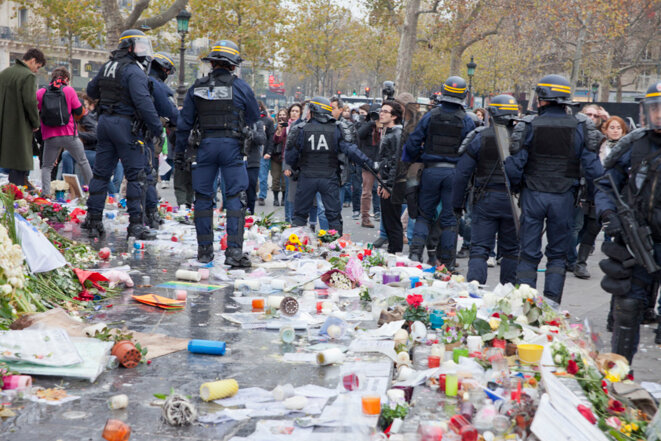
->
xmin=40 ymin=85 xmax=70 ymax=127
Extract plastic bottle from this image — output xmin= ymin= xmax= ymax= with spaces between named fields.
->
xmin=187 ymin=339 xmax=226 ymax=355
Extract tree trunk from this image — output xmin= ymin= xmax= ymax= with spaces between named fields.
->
xmin=395 ymin=0 xmax=421 ymax=95
xmin=449 ymin=46 xmax=463 ymax=76
xmin=616 ymin=75 xmax=623 ymax=103
xmin=569 ymin=14 xmax=590 ymax=94
xmin=101 ymin=0 xmax=124 ymax=50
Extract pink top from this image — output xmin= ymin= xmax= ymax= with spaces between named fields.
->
xmin=36 ymin=85 xmax=82 ymax=140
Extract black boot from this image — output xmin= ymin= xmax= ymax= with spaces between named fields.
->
xmin=611 ymin=296 xmax=643 ymax=363
xmin=408 ymin=242 xmax=424 ymax=263
xmin=127 ymin=215 xmax=157 ymax=240
xmin=225 ymin=247 xmax=251 ymax=268
xmin=574 ymin=244 xmax=592 ymax=279
xmin=456 ymin=246 xmax=470 ymax=259
xmin=373 ymin=237 xmax=388 ymax=249
xmin=655 ymin=321 xmax=661 ymax=345
xmin=197 ymin=244 xmax=214 ymax=264
xmin=309 ymin=223 xmax=316 ymax=233
xmin=607 ymin=299 xmax=614 ymax=332
xmin=273 ymin=191 xmax=280 ymax=207
xmin=83 ymin=212 xmax=105 ymax=239
xmin=146 ymin=209 xmax=163 ymax=229
xmin=427 ymin=249 xmax=439 ymax=266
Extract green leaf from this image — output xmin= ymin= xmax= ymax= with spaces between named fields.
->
xmin=472 ymin=318 xmax=492 ymax=336
xmin=153 ymin=393 xmax=167 ymax=400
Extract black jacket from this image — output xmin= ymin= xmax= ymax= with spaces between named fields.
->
xmin=78 ymin=111 xmax=98 ymax=151
xmin=245 ymin=119 xmax=267 ymax=168
xmin=378 ymin=124 xmax=403 ymax=191
xmin=356 ymin=120 xmax=379 ymax=161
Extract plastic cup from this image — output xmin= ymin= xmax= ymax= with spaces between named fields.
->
xmin=102 ymin=419 xmax=131 ymax=441
xmin=428 ymin=355 xmax=441 ymax=368
xmin=361 ymin=395 xmax=381 ymax=415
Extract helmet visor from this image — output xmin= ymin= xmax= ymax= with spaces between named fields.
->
xmin=132 ymin=36 xmax=153 ymax=59
xmin=643 ymin=99 xmax=661 ymax=130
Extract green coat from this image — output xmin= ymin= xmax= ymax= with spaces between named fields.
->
xmin=0 ymin=59 xmax=40 ymax=171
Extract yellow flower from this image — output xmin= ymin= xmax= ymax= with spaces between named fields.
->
xmin=488 ymin=318 xmax=501 ymax=330
xmin=605 ymin=372 xmax=620 ymax=383
xmin=318 ymin=229 xmax=327 ymax=237
xmin=631 ymin=423 xmax=639 ymax=431
xmin=288 ymin=234 xmax=299 ymax=243
xmin=285 ymin=245 xmax=295 ymax=251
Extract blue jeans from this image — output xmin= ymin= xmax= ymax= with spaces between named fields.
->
xmin=285 ymin=176 xmax=293 ymax=222
xmin=350 ymin=163 xmax=362 ymax=212
xmin=316 ymin=192 xmax=329 ymax=230
xmin=258 ymin=157 xmax=270 ymax=199
xmin=566 ymin=205 xmax=584 ymax=267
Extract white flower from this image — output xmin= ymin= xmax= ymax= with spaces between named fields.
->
xmin=515 ymin=315 xmax=528 ymax=326
xmin=554 ymin=354 xmax=562 ymax=364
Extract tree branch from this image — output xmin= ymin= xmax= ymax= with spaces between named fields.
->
xmin=134 ymin=0 xmax=189 ymax=32
xmin=124 ymin=0 xmax=151 ymax=29
xmin=417 ymin=0 xmax=440 ymax=16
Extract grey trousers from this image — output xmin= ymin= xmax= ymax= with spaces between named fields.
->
xmin=42 ymin=135 xmax=93 ymax=195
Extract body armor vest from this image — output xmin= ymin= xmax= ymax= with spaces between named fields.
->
xmin=98 ymin=56 xmax=134 ymax=115
xmin=300 ymin=122 xmax=338 ymax=179
xmin=627 ymin=134 xmax=661 ymax=240
xmin=193 ymin=72 xmax=244 ymax=138
xmin=524 ymin=114 xmax=580 ymax=193
xmin=425 ymin=107 xmax=465 ymax=157
xmin=475 ymin=127 xmax=506 ymax=187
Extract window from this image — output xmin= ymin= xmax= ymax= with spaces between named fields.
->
xmin=638 ymin=69 xmax=651 ymax=90
xmin=18 ymin=8 xmax=28 ymax=28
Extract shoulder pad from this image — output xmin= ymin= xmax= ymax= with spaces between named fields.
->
xmin=574 ymin=112 xmax=590 ymax=124
xmin=458 ymin=126 xmax=486 ymax=155
xmin=509 ymin=116 xmax=534 ymax=154
xmin=603 ymin=128 xmax=647 ymax=169
xmin=579 ymin=117 xmax=605 ymax=153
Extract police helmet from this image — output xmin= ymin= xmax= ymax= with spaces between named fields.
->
xmin=309 ymin=97 xmax=334 ymax=122
xmin=382 ymin=81 xmax=395 ymax=99
xmin=642 ymin=81 xmax=661 ymax=131
xmin=535 ymin=74 xmax=572 ymax=105
xmin=440 ymin=76 xmax=468 ymax=105
xmin=202 ymin=40 xmax=243 ymax=66
xmin=429 ymin=92 xmax=443 ymax=105
xmin=118 ymin=29 xmax=153 ymax=63
xmin=152 ymin=52 xmax=176 ymax=75
xmin=487 ymin=94 xmax=519 ymax=123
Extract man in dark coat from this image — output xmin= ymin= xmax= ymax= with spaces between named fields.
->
xmin=0 ymin=49 xmax=46 ymax=185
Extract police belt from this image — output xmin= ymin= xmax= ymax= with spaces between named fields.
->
xmin=201 ymin=129 xmax=241 ymax=139
xmin=425 ymin=161 xmax=456 ymax=168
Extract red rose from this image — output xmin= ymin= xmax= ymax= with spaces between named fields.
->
xmin=608 ymin=399 xmax=625 ymax=413
xmin=567 ymin=359 xmax=579 ymax=375
xmin=577 ymin=405 xmax=596 ymax=424
xmin=357 ymin=253 xmax=364 ymax=260
xmin=406 ymin=294 xmax=424 ymax=308
xmin=364 ymin=249 xmax=372 ymax=256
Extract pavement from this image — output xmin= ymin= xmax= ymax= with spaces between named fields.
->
xmin=0 ymin=181 xmax=659 ymax=440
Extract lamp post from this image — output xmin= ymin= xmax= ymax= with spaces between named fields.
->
xmin=176 ymin=8 xmax=191 ymax=106
xmin=466 ymin=55 xmax=477 ymax=109
xmin=591 ymin=82 xmax=599 ymax=103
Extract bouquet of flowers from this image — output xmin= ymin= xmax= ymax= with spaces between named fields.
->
xmin=284 ymin=233 xmax=311 ymax=252
xmin=50 ymin=180 xmax=70 ymax=192
xmin=402 ymin=294 xmax=429 ymax=327
xmin=317 ymin=229 xmax=340 ymax=243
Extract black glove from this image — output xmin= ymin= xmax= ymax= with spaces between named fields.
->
xmin=453 ymin=207 xmax=463 ymax=218
xmin=602 ymin=210 xmax=622 ymax=237
xmin=368 ymin=161 xmax=380 ymax=174
xmin=174 ymin=152 xmax=186 ymax=171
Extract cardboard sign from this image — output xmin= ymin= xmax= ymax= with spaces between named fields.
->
xmin=62 ymin=174 xmax=83 ymax=199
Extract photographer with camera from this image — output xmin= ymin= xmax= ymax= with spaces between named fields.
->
xmin=267 ymin=108 xmax=289 ymax=206
xmin=356 ymin=103 xmax=382 ymax=228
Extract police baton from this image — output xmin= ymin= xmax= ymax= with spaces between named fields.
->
xmin=363 ymin=162 xmax=392 ymax=195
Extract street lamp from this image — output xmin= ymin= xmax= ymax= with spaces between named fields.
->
xmin=591 ymin=82 xmax=599 ymax=103
xmin=466 ymin=55 xmax=477 ymax=109
xmin=176 ymin=8 xmax=191 ymax=106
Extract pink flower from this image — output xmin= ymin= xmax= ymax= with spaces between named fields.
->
xmin=605 ymin=416 xmax=621 ymax=429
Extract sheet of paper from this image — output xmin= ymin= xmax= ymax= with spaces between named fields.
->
xmin=0 ymin=329 xmax=82 ymax=367
xmin=245 ymin=397 xmax=328 ymax=416
xmin=359 ymin=320 xmax=405 ymax=339
xmin=348 ymin=339 xmax=397 ymax=361
xmin=293 ymin=384 xmax=338 ymax=398
xmin=213 ymin=387 xmax=274 ymax=407
xmin=340 ymin=361 xmax=392 ymax=378
xmin=283 ymin=353 xmax=317 ymax=364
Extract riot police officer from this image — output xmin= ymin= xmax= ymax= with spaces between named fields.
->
xmin=84 ymin=29 xmax=163 ymax=240
xmin=404 ymin=76 xmax=476 ymax=268
xmin=595 ymin=82 xmax=661 ymax=361
xmin=175 ymin=40 xmax=260 ymax=266
xmin=505 ymin=74 xmax=604 ymax=304
xmin=452 ymin=95 xmax=520 ymax=285
xmin=286 ymin=97 xmax=373 ymax=234
xmin=145 ymin=52 xmax=179 ymax=228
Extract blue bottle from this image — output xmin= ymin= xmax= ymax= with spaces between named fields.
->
xmin=188 ymin=339 xmax=226 ymax=355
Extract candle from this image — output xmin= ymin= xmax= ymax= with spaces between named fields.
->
xmin=316 ymin=348 xmax=344 ymax=365
xmin=272 ymin=384 xmax=295 ymax=401
xmin=270 ymin=279 xmax=286 ymax=290
xmin=279 ymin=326 xmax=295 ymax=344
xmin=446 ymin=374 xmax=459 ymax=397
xmin=102 ymin=419 xmax=131 ymax=441
xmin=342 ymin=372 xmax=364 ymax=391
xmin=361 ymin=395 xmax=381 ymax=415
xmin=176 ymin=269 xmax=201 ymax=282
xmin=235 ymin=279 xmax=261 ymax=290
xmin=252 ymin=298 xmax=264 ymax=309
xmin=108 ymin=394 xmax=128 ymax=410
xmin=267 ymin=295 xmax=284 ymax=309
xmin=453 ymin=348 xmax=469 ymax=363
xmin=430 ymin=313 xmax=445 ymax=329
xmin=175 ymin=290 xmax=187 ymax=301
xmin=188 ymin=339 xmax=226 ymax=355
xmin=197 ymin=268 xmax=210 ymax=280
xmin=430 ymin=343 xmax=445 ymax=359
xmin=428 ymin=355 xmax=441 ymax=368
xmin=199 ymin=379 xmax=239 ymax=401
xmin=1 ymin=375 xmax=31 ymax=391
